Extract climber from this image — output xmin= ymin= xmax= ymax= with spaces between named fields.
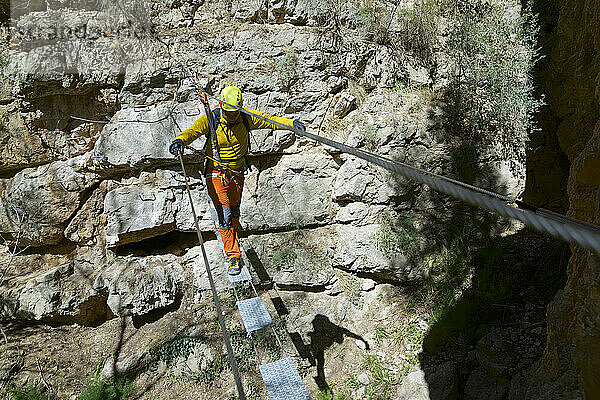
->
xmin=169 ymin=85 xmax=306 ymax=275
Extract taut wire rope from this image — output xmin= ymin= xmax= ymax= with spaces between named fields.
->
xmin=203 ymin=92 xmax=600 ymax=254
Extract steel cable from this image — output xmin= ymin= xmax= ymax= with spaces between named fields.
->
xmin=205 ymin=93 xmax=600 ymax=253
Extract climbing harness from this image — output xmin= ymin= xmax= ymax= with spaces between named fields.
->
xmin=208 ymin=93 xmax=600 ymax=254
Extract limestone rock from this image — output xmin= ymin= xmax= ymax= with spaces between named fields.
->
xmin=0 ymin=104 xmax=51 ymax=174
xmin=96 ymin=255 xmax=184 ymax=317
xmin=7 ymin=259 xmax=112 ymax=325
xmin=184 ymin=241 xmax=234 ymax=293
xmin=333 ymin=155 xmax=410 ymax=204
xmin=333 ymin=91 xmax=357 ymax=118
xmin=241 ymin=227 xmax=336 ymax=289
xmin=241 ymin=149 xmax=338 ymax=231
xmin=334 ymin=224 xmax=425 ymax=281
xmin=0 ymin=159 xmax=99 ymax=246
xmin=93 ymin=104 xmax=204 ymax=170
xmin=396 ymin=370 xmax=430 ymax=400
xmin=65 ymin=180 xmax=113 ymax=246
xmin=103 ymin=170 xmax=213 ymax=247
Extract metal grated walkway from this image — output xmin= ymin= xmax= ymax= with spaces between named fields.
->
xmin=237 ymin=297 xmax=273 ymax=333
xmin=260 ymin=357 xmax=311 ymax=400
xmin=200 ymin=174 xmax=310 ymax=400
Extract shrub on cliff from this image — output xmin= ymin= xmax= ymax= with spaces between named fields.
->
xmin=442 ymin=0 xmax=543 ymax=158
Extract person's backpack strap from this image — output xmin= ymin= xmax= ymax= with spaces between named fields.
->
xmin=212 ymin=108 xmax=221 ymax=136
xmin=240 ymin=114 xmax=252 ymax=170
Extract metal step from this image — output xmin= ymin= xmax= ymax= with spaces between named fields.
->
xmin=237 ymin=297 xmax=272 ymax=333
xmin=228 ymin=264 xmax=252 ymax=283
xmin=260 ymin=357 xmax=310 ymax=400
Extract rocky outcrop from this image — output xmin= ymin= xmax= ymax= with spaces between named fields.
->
xmin=529 ymin=1 xmax=600 ymax=398
xmin=0 ymin=0 xmax=546 ymax=398
xmin=0 ymin=158 xmax=99 ymax=246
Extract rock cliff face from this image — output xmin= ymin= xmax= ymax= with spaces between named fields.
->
xmin=3 ymin=0 xmax=593 ymax=398
xmin=2 ymin=0 xmax=526 ymax=329
xmin=534 ymin=0 xmax=600 ymax=397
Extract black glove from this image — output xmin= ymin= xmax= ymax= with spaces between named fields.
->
xmin=169 ymin=139 xmax=185 ymax=157
xmin=293 ymin=119 xmax=306 ymax=132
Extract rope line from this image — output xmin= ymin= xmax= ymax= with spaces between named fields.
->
xmin=205 ymin=93 xmax=600 ymax=254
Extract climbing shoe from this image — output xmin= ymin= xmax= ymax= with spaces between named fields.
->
xmin=228 ymin=257 xmax=241 ymax=276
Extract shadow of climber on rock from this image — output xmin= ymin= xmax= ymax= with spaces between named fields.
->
xmin=300 ymin=314 xmax=369 ymax=391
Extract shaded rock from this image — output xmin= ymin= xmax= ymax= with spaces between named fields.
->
xmin=0 ymin=159 xmax=99 ymax=246
xmin=334 ymin=224 xmax=425 ymax=281
xmin=425 ymin=361 xmax=459 ymax=400
xmin=246 ymin=127 xmax=296 ymax=155
xmin=241 ymin=226 xmax=335 ymax=289
xmin=464 ymin=367 xmax=508 ymax=400
xmin=476 ymin=327 xmax=546 ymax=387
xmin=96 ymin=255 xmax=184 ymax=317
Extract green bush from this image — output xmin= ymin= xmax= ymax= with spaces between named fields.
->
xmin=272 ymin=248 xmax=297 ymax=270
xmin=398 ymin=0 xmax=441 ymax=63
xmin=9 ymin=384 xmax=51 ymax=400
xmin=79 ymin=378 xmax=132 ymax=400
xmin=351 ymin=0 xmax=392 ymax=44
xmin=443 ymin=0 xmax=543 ymax=157
xmin=314 ymin=388 xmax=348 ymax=400
xmin=375 ymin=214 xmax=420 ymax=259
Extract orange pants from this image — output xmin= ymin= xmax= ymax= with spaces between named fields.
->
xmin=206 ymin=170 xmax=244 ymax=259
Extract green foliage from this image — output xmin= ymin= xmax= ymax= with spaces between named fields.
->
xmin=351 ymin=0 xmax=392 ymax=44
xmin=194 ymin=355 xmax=227 ymax=383
xmin=153 ymin=335 xmax=203 ymax=366
xmin=230 ymin=323 xmax=257 ymax=373
xmin=375 ymin=214 xmax=420 ymax=259
xmin=398 ymin=0 xmax=441 ymax=63
xmin=0 ymin=47 xmax=8 ymax=72
xmin=79 ymin=378 xmax=132 ymax=400
xmin=443 ymin=0 xmax=543 ymax=157
xmin=272 ymin=247 xmax=297 ymax=270
xmin=393 ymin=315 xmax=426 ymax=365
xmin=362 ymin=124 xmax=379 ymax=150
xmin=340 ymin=273 xmax=363 ymax=309
xmin=9 ymin=384 xmax=51 ymax=400
xmin=354 ymin=354 xmax=397 ymax=399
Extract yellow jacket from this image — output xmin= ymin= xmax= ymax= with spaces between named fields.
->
xmin=174 ymin=108 xmax=294 ymax=171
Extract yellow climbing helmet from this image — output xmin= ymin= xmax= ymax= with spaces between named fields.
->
xmin=219 ymin=86 xmax=243 ymax=111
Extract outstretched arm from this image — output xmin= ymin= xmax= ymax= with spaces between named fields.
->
xmin=173 ymin=114 xmax=210 ymax=145
xmin=245 ymin=108 xmax=296 ymax=131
